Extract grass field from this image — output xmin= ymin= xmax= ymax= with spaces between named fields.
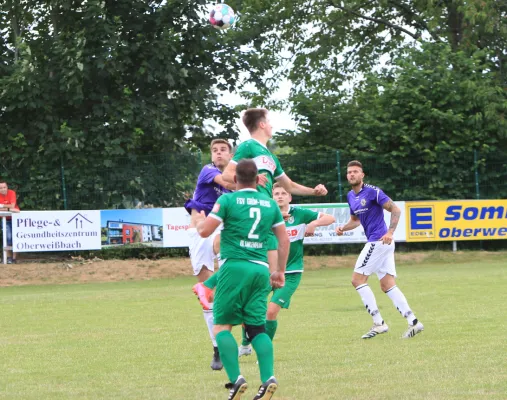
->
xmin=0 ymin=252 xmax=506 ymax=399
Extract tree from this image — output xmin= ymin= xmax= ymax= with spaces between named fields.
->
xmin=279 ymin=42 xmax=507 ymax=200
xmin=0 ymin=0 xmax=271 ymax=210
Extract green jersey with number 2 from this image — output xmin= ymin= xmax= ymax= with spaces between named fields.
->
xmin=209 ymin=189 xmax=285 ymax=266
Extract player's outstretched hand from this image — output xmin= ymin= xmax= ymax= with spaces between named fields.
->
xmin=380 ymin=231 xmax=393 ymax=245
xmin=313 ymin=184 xmax=328 ymax=196
xmin=335 ymin=226 xmax=344 ymax=236
xmin=270 ymin=271 xmax=285 ymax=289
xmin=258 ymin=173 xmax=268 ymax=188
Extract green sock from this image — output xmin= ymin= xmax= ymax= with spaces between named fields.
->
xmin=204 ymin=273 xmax=218 ymax=289
xmin=216 ymin=331 xmax=241 ymax=383
xmin=265 ymin=320 xmax=278 ymax=341
xmin=241 ymin=325 xmax=251 ymax=346
xmin=251 ymin=333 xmax=274 ymax=383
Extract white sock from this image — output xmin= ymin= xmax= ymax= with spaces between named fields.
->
xmin=385 ymin=286 xmax=417 ymax=325
xmin=203 ymin=306 xmax=216 ymax=347
xmin=356 ymin=284 xmax=383 ymax=325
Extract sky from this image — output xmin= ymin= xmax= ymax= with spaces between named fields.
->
xmin=218 ymin=80 xmax=297 ymax=143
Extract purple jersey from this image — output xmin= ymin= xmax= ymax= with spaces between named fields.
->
xmin=347 ymin=183 xmax=390 ymax=242
xmin=184 ymin=164 xmax=231 ymax=215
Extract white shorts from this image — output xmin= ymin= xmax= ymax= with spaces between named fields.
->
xmin=188 ymin=227 xmax=221 ymax=275
xmin=354 ymin=241 xmax=396 ymax=280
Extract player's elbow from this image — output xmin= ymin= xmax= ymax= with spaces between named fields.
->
xmin=197 ymin=227 xmax=212 ymax=238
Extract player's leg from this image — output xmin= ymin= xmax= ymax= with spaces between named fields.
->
xmin=352 ymin=242 xmax=388 ymax=339
xmin=240 ymin=240 xmax=278 ymax=352
xmin=378 ymin=242 xmax=424 ymax=338
xmin=243 ymin=263 xmax=278 ymax=399
xmin=202 ymin=232 xmax=222 ymax=290
xmin=214 ymin=260 xmax=251 ymax=398
xmin=188 ymin=228 xmax=222 ymax=369
xmin=214 ymin=325 xmax=247 ymax=400
xmin=244 ymin=268 xmax=278 ymax=398
xmin=266 ymin=272 xmax=302 ymax=341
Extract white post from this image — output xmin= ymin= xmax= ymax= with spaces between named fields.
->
xmin=452 ymin=241 xmax=457 ymax=252
xmin=1 ymin=212 xmax=8 ymax=264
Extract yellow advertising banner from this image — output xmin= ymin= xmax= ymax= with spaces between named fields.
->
xmin=406 ymin=200 xmax=507 ymax=242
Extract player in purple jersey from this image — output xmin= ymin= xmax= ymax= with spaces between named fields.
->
xmin=336 ymin=161 xmax=424 ymax=339
xmin=186 ymin=139 xmax=236 ymax=370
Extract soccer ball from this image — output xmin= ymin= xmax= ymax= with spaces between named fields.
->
xmin=209 ymin=3 xmax=236 ymax=30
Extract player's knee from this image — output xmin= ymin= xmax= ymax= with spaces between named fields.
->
xmin=381 ymin=281 xmax=396 ymax=293
xmin=267 ymin=303 xmax=281 ymax=320
xmin=244 ymin=324 xmax=265 ymax=342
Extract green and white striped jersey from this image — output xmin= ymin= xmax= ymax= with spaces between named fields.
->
xmin=285 ymin=206 xmax=320 ymax=273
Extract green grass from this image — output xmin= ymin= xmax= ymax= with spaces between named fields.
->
xmin=1 ymin=253 xmax=507 ymax=399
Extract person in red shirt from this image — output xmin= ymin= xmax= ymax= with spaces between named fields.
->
xmin=0 ymin=180 xmax=20 ymax=263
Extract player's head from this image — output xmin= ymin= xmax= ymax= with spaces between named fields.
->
xmin=0 ymin=180 xmax=8 ymax=195
xmin=346 ymin=160 xmax=364 ymax=187
xmin=242 ymin=108 xmax=273 ymax=138
xmin=273 ymin=182 xmax=291 ymax=208
xmin=210 ymin=139 xmax=232 ymax=169
xmin=234 ymin=159 xmax=258 ymax=188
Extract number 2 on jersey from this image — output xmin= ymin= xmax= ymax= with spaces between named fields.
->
xmin=248 ymin=207 xmax=261 ymax=239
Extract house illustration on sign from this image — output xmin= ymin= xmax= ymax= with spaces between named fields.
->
xmin=67 ymin=213 xmax=93 ymax=229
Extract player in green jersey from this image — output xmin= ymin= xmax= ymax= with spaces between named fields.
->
xmin=221 ymin=107 xmax=328 ymax=291
xmin=239 ymin=182 xmax=335 ymax=355
xmin=195 ymin=159 xmax=290 ymax=400
xmin=222 ymin=108 xmax=328 ymax=199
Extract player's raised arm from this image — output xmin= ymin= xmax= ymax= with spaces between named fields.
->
xmin=221 ymin=162 xmax=236 ymax=184
xmin=335 ymin=215 xmax=361 ymax=235
xmin=196 ymin=210 xmax=222 ymax=238
xmin=276 ymin=174 xmax=328 ymax=197
xmin=213 ymin=174 xmax=236 ymax=191
xmin=305 ymin=213 xmax=336 ymax=236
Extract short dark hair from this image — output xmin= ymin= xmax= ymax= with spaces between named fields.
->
xmin=347 ymin=160 xmax=363 ymax=170
xmin=236 ymin=159 xmax=258 ymax=185
xmin=210 ymin=139 xmax=232 ymax=153
xmin=242 ymin=108 xmax=268 ymax=133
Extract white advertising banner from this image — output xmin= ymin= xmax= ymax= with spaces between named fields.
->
xmin=162 ymin=207 xmax=191 ymax=248
xmin=296 ymin=202 xmax=407 ymax=244
xmin=12 ymin=211 xmax=101 ymax=252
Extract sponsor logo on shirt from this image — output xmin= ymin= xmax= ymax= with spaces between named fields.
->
xmin=253 ymin=155 xmax=276 ymax=174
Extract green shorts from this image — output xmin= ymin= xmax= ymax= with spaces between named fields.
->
xmin=267 ymin=231 xmax=278 ymax=251
xmin=213 ymin=259 xmax=271 ymax=326
xmin=270 ymin=272 xmax=302 ymax=309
